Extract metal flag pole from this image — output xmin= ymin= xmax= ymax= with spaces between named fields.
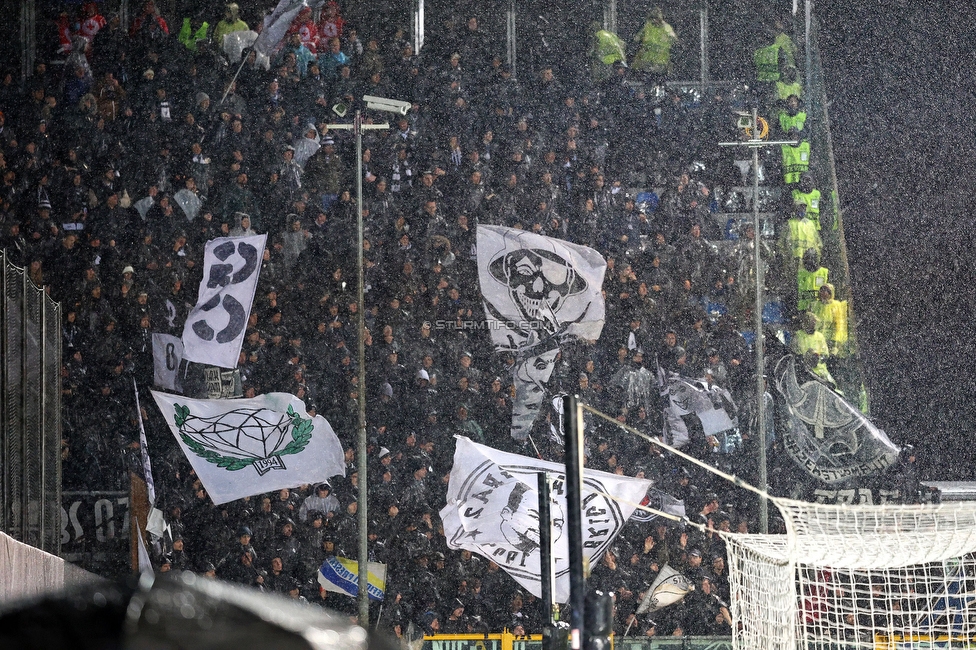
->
xmin=563 ymin=394 xmax=585 ymax=649
xmin=719 ymin=108 xmax=796 ymax=533
xmin=538 ymin=472 xmax=554 ymax=628
xmin=326 ymin=109 xmax=389 ymax=626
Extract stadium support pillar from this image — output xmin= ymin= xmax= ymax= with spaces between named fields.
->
xmin=119 ymin=0 xmax=130 ymax=36
xmin=327 ymin=109 xmax=393 ymax=628
xmin=563 ymin=394 xmax=585 ymax=649
xmin=699 ymin=6 xmax=709 ymax=94
xmin=506 ymin=0 xmax=516 ymax=76
xmin=718 ymin=110 xmax=799 ymax=533
xmin=355 ymin=110 xmax=369 ymax=627
xmin=412 ymin=0 xmax=424 ymax=54
xmin=603 ymin=0 xmax=617 ymax=35
xmin=804 ymin=0 xmax=812 ymax=99
xmin=750 ymin=106 xmax=769 ymax=535
xmin=20 ymin=0 xmax=35 ymax=84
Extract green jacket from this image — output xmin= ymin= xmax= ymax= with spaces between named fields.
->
xmin=792 ymin=187 xmax=822 ymax=224
xmin=633 ymin=21 xmax=676 ymax=72
xmin=781 ymin=141 xmax=811 ymax=184
xmin=593 ymin=29 xmax=626 ymax=65
xmin=179 ymin=18 xmax=210 ymax=52
xmin=782 ymin=217 xmax=822 ymax=260
xmin=776 ymin=80 xmax=803 ymax=101
xmin=213 ymin=18 xmax=249 ymax=48
xmin=779 ymin=110 xmax=807 ymax=134
xmin=797 ymin=265 xmax=829 ymax=312
xmin=754 ymin=33 xmax=796 ymax=82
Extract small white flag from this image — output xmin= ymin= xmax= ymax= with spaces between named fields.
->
xmin=137 ymin=528 xmax=153 ymax=573
xmin=636 ymin=564 xmax=694 ymax=614
xmin=153 ymin=333 xmax=184 ymax=392
xmin=440 ymin=437 xmax=650 ymax=602
xmin=173 ymin=188 xmax=202 ymax=221
xmin=630 ymin=486 xmax=686 ymax=524
xmin=182 ymin=234 xmax=266 ymax=370
xmin=254 ymin=0 xmax=306 ymax=55
xmin=151 ymin=391 xmax=345 ymax=505
xmin=133 ymin=379 xmax=157 ymax=505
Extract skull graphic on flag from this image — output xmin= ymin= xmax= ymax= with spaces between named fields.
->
xmin=477 ymin=226 xmax=606 ymax=439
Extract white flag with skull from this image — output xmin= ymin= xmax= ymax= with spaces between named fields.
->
xmin=477 ymin=226 xmax=607 ymax=439
xmin=182 ymin=234 xmax=266 ymax=370
xmin=441 ymin=436 xmax=651 ymax=602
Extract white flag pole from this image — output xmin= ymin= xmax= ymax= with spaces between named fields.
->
xmin=133 ymin=378 xmax=156 ymax=506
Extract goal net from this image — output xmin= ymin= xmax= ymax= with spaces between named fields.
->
xmin=727 ymin=499 xmax=976 ymax=650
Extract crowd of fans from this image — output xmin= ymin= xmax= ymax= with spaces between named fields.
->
xmin=0 ymin=0 xmax=853 ymax=640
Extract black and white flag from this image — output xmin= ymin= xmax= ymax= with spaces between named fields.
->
xmin=173 ymin=188 xmax=202 ymax=221
xmin=631 ymin=487 xmax=687 ymax=524
xmin=774 ymin=355 xmax=900 ymax=484
xmin=636 ymin=564 xmax=694 ymax=614
xmin=253 ymin=0 xmax=306 ymax=55
xmin=657 ymin=367 xmax=738 ymax=449
xmin=153 ymin=333 xmax=184 ymax=393
xmin=182 ymin=234 xmax=266 ymax=370
xmin=477 ymin=226 xmax=606 ymax=439
xmin=440 ymin=437 xmax=650 ymax=602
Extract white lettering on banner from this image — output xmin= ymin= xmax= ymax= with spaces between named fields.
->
xmin=442 ymin=437 xmax=650 ymax=602
xmin=813 ymin=488 xmax=902 ymax=505
xmin=61 ymin=492 xmax=129 ymax=545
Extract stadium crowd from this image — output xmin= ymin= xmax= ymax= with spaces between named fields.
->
xmin=0 ymin=0 xmax=851 ymax=639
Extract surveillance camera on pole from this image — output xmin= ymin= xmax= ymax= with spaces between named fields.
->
xmin=363 ymin=95 xmax=412 ymax=115
xmin=323 ymin=96 xmax=406 ymax=628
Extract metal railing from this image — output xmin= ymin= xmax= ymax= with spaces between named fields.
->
xmin=0 ymin=249 xmax=62 ymax=554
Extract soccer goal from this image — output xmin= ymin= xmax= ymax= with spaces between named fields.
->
xmin=726 ymin=498 xmax=976 ymax=650
xmin=578 ymin=401 xmax=976 ymax=650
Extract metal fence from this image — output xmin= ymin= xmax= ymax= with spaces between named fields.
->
xmin=0 ymin=249 xmax=62 ymax=554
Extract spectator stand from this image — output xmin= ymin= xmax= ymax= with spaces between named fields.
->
xmin=0 ymin=0 xmax=875 ymax=638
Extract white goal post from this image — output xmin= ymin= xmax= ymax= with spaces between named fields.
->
xmin=727 ymin=499 xmax=976 ymax=650
xmin=578 ymin=402 xmax=976 ymax=650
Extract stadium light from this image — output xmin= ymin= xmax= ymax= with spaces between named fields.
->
xmin=719 ymin=107 xmax=797 ymax=534
xmin=326 ymin=97 xmax=407 ymax=626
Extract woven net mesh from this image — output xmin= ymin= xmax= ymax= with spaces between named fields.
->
xmin=728 ymin=499 xmax=976 ymax=650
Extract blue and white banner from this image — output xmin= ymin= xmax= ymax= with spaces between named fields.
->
xmin=182 ymin=234 xmax=266 ymax=370
xmin=317 ymin=557 xmax=387 ymax=601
